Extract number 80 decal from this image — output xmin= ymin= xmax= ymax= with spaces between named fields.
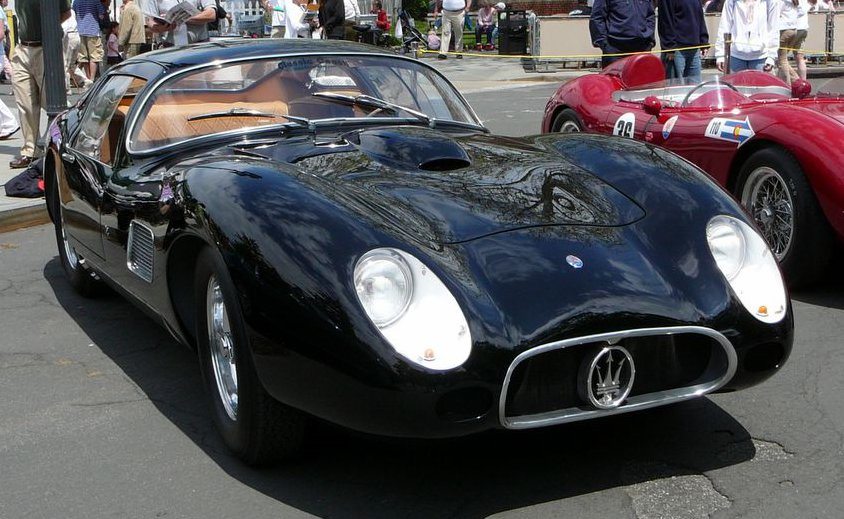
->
xmin=613 ymin=113 xmax=636 ymax=138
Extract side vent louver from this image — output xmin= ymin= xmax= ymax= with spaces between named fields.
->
xmin=127 ymin=221 xmax=155 ymax=283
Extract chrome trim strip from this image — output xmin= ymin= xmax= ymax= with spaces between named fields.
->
xmin=498 ymin=326 xmax=737 ymax=430
xmin=126 ymin=221 xmax=155 ymax=283
xmin=124 ymin=51 xmax=485 ymax=157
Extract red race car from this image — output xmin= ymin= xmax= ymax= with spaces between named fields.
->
xmin=542 ymin=53 xmax=844 ymax=286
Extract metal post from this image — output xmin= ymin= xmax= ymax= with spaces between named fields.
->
xmin=41 ymin=0 xmax=67 ymax=120
xmin=724 ymin=32 xmax=732 ymax=75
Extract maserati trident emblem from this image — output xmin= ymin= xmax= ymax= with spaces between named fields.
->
xmin=566 ymin=255 xmax=584 ymax=269
xmin=578 ymin=345 xmax=635 ymax=410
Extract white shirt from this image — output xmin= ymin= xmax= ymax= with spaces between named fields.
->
xmin=442 ymin=0 xmax=466 ymax=10
xmin=283 ymin=0 xmax=310 ymax=38
xmin=62 ymin=9 xmax=79 ymax=33
xmin=809 ymin=0 xmax=832 ymax=11
xmin=715 ymin=0 xmax=782 ymax=65
xmin=268 ymin=0 xmax=286 ymax=26
xmin=343 ymin=0 xmax=360 ymax=21
xmin=779 ymin=0 xmax=808 ymax=30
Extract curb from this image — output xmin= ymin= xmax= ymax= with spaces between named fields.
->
xmin=0 ymin=202 xmax=50 ymax=234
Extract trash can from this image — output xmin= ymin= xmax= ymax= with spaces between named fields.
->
xmin=497 ymin=10 xmax=528 ymax=55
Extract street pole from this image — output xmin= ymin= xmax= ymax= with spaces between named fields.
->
xmin=41 ymin=0 xmax=68 ymax=121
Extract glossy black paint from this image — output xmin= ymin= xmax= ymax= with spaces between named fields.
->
xmin=46 ymin=42 xmax=794 ymax=439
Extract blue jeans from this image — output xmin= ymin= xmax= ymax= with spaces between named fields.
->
xmin=664 ymin=49 xmax=702 ymax=83
xmin=729 ymin=56 xmax=766 ymax=72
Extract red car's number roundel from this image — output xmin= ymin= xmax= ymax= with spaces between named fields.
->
xmin=613 ymin=113 xmax=636 ymax=138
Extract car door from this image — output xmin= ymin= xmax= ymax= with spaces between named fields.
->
xmin=643 ymin=104 xmax=750 ymax=187
xmin=60 ymin=75 xmax=147 ymax=268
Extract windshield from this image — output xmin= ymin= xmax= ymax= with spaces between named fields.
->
xmin=129 ymin=55 xmax=480 ymax=153
xmin=613 ymin=75 xmax=792 ymax=109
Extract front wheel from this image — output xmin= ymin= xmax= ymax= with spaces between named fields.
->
xmin=194 ymin=248 xmax=307 ymax=465
xmin=48 ymin=165 xmax=103 ymax=297
xmin=551 ymin=108 xmax=583 ymax=133
xmin=737 ymin=147 xmax=832 ymax=287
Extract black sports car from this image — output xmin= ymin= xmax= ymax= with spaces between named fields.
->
xmin=46 ymin=39 xmax=793 ymax=465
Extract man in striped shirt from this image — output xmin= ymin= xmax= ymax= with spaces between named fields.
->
xmin=73 ymin=0 xmax=107 ymax=81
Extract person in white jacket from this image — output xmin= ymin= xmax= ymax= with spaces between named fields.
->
xmin=715 ymin=0 xmax=782 ymax=73
xmin=284 ymin=0 xmax=312 ymax=38
xmin=778 ymin=0 xmax=809 ymax=84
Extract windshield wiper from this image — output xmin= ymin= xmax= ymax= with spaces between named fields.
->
xmin=311 ymin=92 xmax=487 ymax=132
xmin=187 ymin=107 xmax=282 ymax=122
xmin=312 ymin=92 xmax=431 ymax=123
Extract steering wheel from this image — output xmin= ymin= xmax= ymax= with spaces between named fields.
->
xmin=681 ymin=80 xmax=741 ymax=107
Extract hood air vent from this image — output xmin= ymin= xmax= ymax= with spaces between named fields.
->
xmin=350 ymin=127 xmax=472 ymax=171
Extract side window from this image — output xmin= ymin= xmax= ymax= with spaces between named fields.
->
xmin=73 ymin=75 xmax=146 ymax=166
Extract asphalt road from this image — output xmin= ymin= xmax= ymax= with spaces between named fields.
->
xmin=2 ymin=84 xmax=844 ymax=519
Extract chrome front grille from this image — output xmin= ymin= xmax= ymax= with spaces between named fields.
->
xmin=127 ymin=221 xmax=155 ymax=283
xmin=499 ymin=326 xmax=737 ymax=430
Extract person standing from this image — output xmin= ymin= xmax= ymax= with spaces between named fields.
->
xmin=319 ymin=0 xmax=345 ymax=39
xmin=0 ymin=0 xmax=17 ymax=140
xmin=149 ymin=0 xmax=219 ymax=45
xmin=62 ymin=10 xmax=89 ymax=94
xmin=658 ymin=0 xmax=709 ymax=82
xmin=73 ymin=0 xmax=107 ymax=82
xmin=437 ymin=0 xmax=466 ymax=59
xmin=0 ymin=0 xmax=13 ymax=83
xmin=777 ymin=0 xmax=809 ymax=85
xmin=590 ymin=0 xmax=655 ymax=68
xmin=715 ymin=0 xmax=780 ymax=73
xmin=284 ymin=0 xmax=312 ymax=38
xmin=342 ymin=0 xmax=361 ymax=41
xmin=261 ymin=0 xmax=287 ymax=37
xmin=118 ymin=0 xmax=146 ymax=58
xmin=10 ymin=0 xmax=73 ymax=169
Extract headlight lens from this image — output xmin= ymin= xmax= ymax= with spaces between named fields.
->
xmin=354 ymin=250 xmax=412 ymax=327
xmin=706 ymin=215 xmax=787 ymax=323
xmin=354 ymin=248 xmax=472 ymax=371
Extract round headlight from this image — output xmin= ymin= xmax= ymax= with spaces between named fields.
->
xmin=706 ymin=215 xmax=787 ymax=324
xmin=706 ymin=216 xmax=746 ymax=281
xmin=354 ymin=250 xmax=413 ymax=327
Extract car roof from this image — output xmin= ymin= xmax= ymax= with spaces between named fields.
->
xmin=134 ymin=39 xmax=395 ymax=68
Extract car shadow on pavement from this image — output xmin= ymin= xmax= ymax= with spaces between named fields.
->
xmin=45 ymin=257 xmax=756 ymax=518
xmin=790 ymin=256 xmax=844 ymax=310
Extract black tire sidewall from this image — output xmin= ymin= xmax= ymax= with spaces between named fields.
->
xmin=50 ymin=166 xmax=99 ymax=297
xmin=552 ymin=108 xmax=583 ymax=133
xmin=194 ymin=248 xmax=254 ymax=454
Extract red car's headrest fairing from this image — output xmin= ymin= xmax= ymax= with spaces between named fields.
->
xmin=602 ymin=53 xmax=665 ymax=88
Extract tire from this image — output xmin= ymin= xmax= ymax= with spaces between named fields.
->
xmin=736 ymin=147 xmax=833 ymax=288
xmin=551 ymin=108 xmax=583 ymax=133
xmin=48 ymin=164 xmax=103 ymax=297
xmin=194 ymin=248 xmax=307 ymax=465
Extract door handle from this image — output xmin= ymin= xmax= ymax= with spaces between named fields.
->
xmin=61 ymin=152 xmax=76 ymax=163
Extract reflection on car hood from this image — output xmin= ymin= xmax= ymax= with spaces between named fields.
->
xmin=246 ymin=127 xmax=645 ymax=244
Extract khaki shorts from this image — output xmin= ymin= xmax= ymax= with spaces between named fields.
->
xmin=78 ymin=35 xmax=104 ymax=63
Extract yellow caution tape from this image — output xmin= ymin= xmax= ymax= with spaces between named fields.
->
xmin=418 ymin=42 xmax=836 ymax=60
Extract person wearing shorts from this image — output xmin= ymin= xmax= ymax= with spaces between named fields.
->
xmin=73 ymin=0 xmax=106 ymax=81
xmin=778 ymin=0 xmax=809 ymax=85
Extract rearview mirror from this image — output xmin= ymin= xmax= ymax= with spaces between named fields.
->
xmin=643 ymin=96 xmax=662 ymax=116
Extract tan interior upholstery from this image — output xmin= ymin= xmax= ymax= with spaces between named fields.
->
xmin=134 ymin=71 xmax=364 ymax=149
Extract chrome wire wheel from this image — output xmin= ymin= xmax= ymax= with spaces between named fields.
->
xmin=60 ymin=212 xmax=80 ymax=270
xmin=559 ymin=120 xmax=581 ymax=133
xmin=741 ymin=166 xmax=794 ymax=260
xmin=207 ymin=275 xmax=239 ymax=421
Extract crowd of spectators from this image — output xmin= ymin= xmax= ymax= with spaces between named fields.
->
xmin=589 ymin=0 xmax=837 ymax=82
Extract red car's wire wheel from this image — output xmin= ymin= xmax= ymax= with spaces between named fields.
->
xmin=741 ymin=166 xmax=794 ymax=260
